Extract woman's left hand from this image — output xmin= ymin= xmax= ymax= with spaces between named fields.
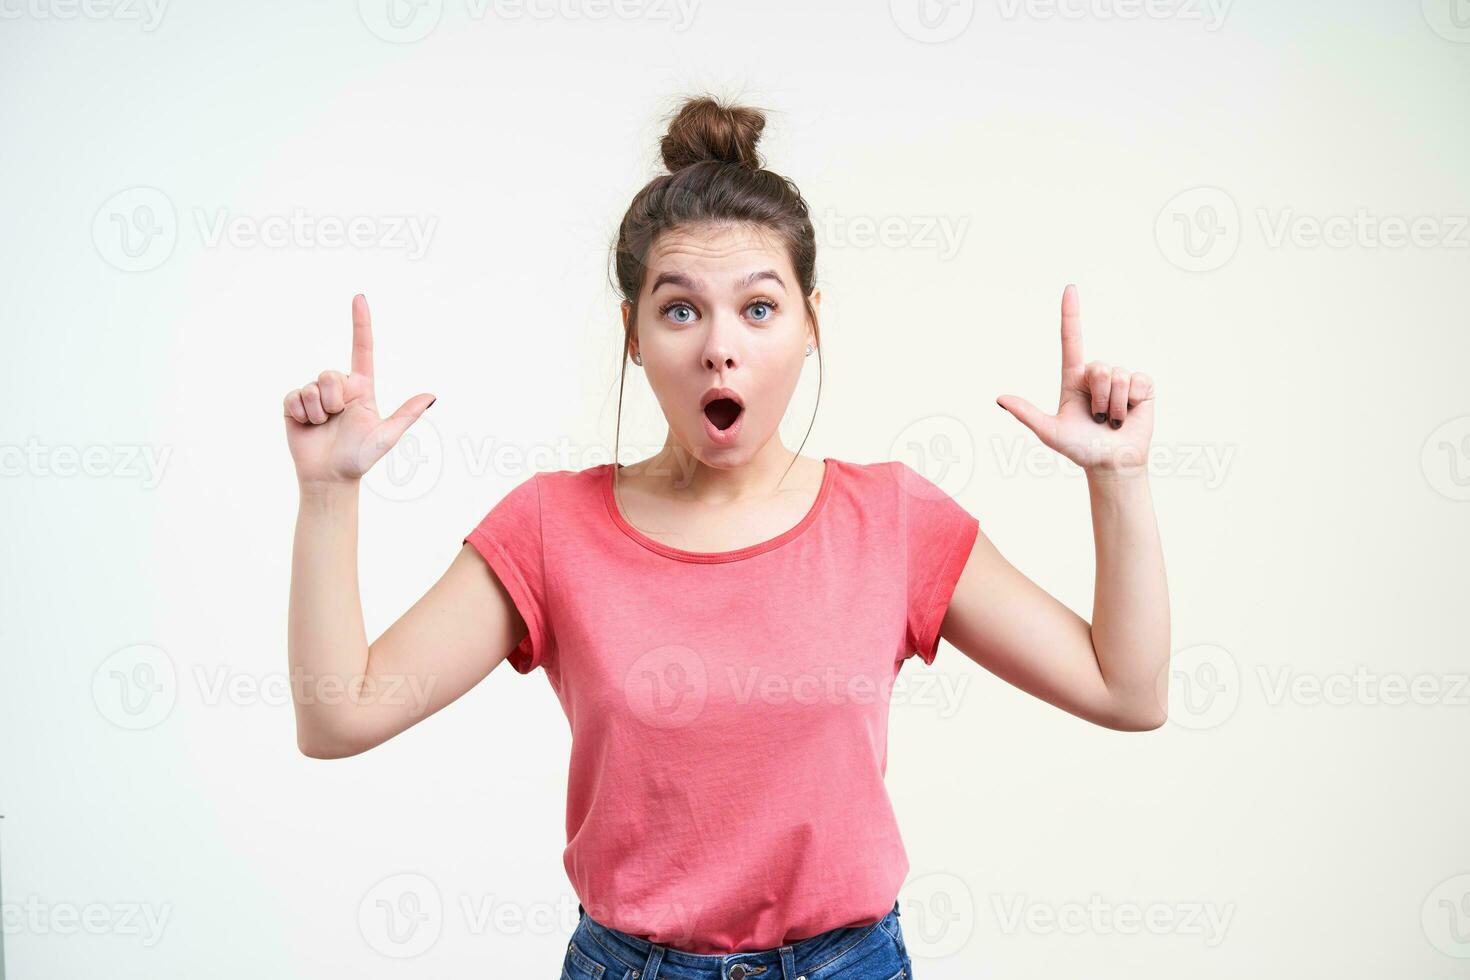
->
xmin=996 ymin=284 xmax=1155 ymax=474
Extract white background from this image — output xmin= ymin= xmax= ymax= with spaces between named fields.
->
xmin=2 ymin=0 xmax=1468 ymax=976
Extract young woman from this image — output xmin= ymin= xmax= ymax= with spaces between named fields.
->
xmin=283 ymin=95 xmax=1170 ymax=979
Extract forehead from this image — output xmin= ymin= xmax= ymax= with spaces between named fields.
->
xmin=643 ymin=222 xmax=791 ymax=289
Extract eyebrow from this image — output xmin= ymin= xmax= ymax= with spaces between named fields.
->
xmin=650 ymin=269 xmax=787 ymax=294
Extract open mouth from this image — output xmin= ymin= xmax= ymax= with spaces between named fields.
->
xmin=703 ymin=398 xmax=743 ymax=431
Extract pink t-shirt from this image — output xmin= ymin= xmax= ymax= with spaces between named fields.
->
xmin=463 ymin=457 xmax=979 ymax=954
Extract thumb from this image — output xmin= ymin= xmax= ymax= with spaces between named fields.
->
xmin=358 ymin=393 xmax=437 ymax=469
xmin=996 ymin=395 xmax=1053 ymax=443
xmin=379 ymin=392 xmax=437 ymax=445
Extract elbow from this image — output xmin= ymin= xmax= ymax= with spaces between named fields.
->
xmin=1099 ymin=690 xmax=1168 ymax=732
xmin=1100 ymin=665 xmax=1170 ymax=731
xmin=295 ymin=719 xmax=371 ymax=760
xmin=1113 ymin=709 xmax=1167 ymax=732
xmin=298 ymin=736 xmax=368 ymax=760
xmin=298 ymin=737 xmax=355 ymax=760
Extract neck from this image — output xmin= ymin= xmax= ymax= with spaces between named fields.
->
xmin=633 ymin=438 xmax=803 ymax=502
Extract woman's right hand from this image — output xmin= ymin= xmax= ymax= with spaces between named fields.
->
xmin=283 ymin=294 xmax=436 ymax=490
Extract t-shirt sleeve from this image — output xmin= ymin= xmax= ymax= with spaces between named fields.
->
xmin=894 ymin=461 xmax=981 ymax=666
xmin=463 ymin=473 xmax=551 ymax=674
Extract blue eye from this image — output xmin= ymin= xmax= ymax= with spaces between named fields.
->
xmin=748 ymin=301 xmax=775 ymax=321
xmin=663 ymin=303 xmax=695 ymax=324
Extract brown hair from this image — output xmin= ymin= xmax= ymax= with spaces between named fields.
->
xmin=610 ymin=94 xmax=822 ymax=487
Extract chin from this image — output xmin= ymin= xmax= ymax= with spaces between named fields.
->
xmin=691 ymin=430 xmax=757 ymax=467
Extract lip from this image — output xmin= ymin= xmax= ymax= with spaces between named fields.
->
xmin=704 ymin=407 xmax=744 ymax=446
xmin=700 ymin=386 xmax=746 ymax=446
xmin=700 ymin=386 xmax=746 ymax=410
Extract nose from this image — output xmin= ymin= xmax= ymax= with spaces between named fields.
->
xmin=700 ymin=312 xmax=740 ymax=372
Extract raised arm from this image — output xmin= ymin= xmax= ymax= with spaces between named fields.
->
xmin=283 ymin=294 xmax=529 ymax=759
xmin=939 ymin=285 xmax=1171 ymax=731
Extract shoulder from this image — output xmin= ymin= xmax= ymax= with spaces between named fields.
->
xmin=826 ymin=457 xmax=920 ymax=496
xmin=507 ymin=461 xmax=614 ymax=512
xmin=827 ymin=457 xmax=971 ymax=519
xmin=502 ymin=461 xmax=611 ymax=486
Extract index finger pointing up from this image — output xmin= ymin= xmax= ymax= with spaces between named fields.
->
xmin=351 ymin=293 xmax=374 ymax=379
xmin=1060 ymin=283 xmax=1083 ymax=376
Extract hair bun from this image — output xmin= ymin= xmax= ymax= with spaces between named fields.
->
xmin=659 ymin=95 xmax=766 ymax=172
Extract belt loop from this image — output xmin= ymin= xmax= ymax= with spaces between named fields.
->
xmin=641 ymin=941 xmax=665 ymax=979
xmin=779 ymin=944 xmax=796 ymax=980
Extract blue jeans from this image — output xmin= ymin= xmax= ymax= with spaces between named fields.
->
xmin=562 ymin=900 xmax=913 ymax=979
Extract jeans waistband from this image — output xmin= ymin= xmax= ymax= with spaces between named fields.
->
xmin=573 ymin=899 xmax=902 ymax=979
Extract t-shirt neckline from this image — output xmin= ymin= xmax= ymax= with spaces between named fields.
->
xmin=602 ymin=457 xmax=836 ymax=564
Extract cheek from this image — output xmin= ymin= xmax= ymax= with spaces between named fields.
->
xmin=746 ymin=352 xmax=806 ymax=413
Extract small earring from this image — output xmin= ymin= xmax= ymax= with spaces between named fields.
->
xmin=804 ymin=344 xmax=814 ymax=357
xmin=632 ymin=352 xmax=642 ymax=365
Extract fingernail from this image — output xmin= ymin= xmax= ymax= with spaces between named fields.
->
xmin=428 ymin=398 xmax=437 ymax=410
xmin=1109 ymin=418 xmax=1122 ymax=429
xmin=1093 ymin=412 xmax=1106 ymax=423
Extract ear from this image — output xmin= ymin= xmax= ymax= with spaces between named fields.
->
xmin=621 ymin=300 xmax=638 ymax=361
xmin=807 ymin=288 xmax=821 ymax=344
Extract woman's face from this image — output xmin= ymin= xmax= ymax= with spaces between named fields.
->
xmin=624 ymin=221 xmax=818 ymax=468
